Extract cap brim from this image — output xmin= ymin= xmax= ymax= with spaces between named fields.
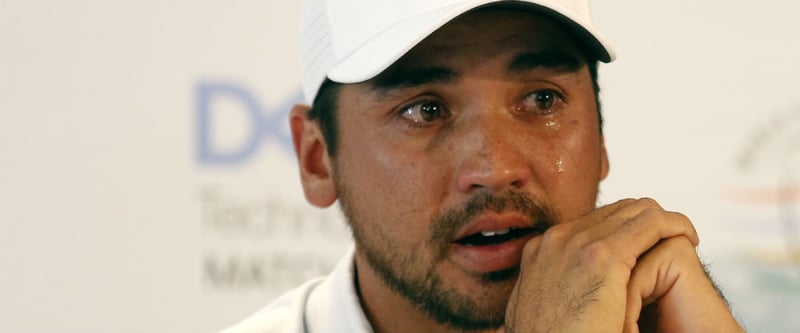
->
xmin=327 ymin=0 xmax=615 ymax=84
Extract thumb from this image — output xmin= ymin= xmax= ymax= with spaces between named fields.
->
xmin=505 ymin=234 xmax=545 ymax=332
xmin=624 ymin=238 xmax=683 ymax=333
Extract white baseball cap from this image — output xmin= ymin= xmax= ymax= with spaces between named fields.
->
xmin=299 ymin=0 xmax=616 ymax=104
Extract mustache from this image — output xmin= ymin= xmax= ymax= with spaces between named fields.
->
xmin=429 ymin=191 xmax=558 ymax=257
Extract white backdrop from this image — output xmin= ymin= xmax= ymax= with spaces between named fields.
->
xmin=1 ymin=1 xmax=799 ymax=332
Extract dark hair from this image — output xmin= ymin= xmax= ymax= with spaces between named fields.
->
xmin=308 ymin=61 xmax=602 ymax=157
xmin=307 ymin=79 xmax=342 ymax=156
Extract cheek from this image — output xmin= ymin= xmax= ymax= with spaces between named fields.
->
xmin=562 ymin=118 xmax=601 ymax=164
xmin=536 ymin=118 xmax=603 ymax=219
xmin=336 ymin=129 xmax=452 ymax=230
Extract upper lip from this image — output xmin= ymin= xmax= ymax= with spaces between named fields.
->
xmin=452 ymin=212 xmax=534 ymax=242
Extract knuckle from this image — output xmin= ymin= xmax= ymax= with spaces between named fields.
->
xmin=617 ymin=198 xmax=638 ymax=206
xmin=520 ymin=238 xmax=540 ymax=259
xmin=670 ymin=211 xmax=691 ymax=223
xmin=660 ymin=237 xmax=699 ymax=261
xmin=542 ymin=223 xmax=569 ymax=244
xmin=636 ymin=197 xmax=660 ymax=209
xmin=579 ymin=240 xmax=613 ymax=264
xmin=528 ymin=224 xmax=571 ymax=258
xmin=639 ymin=206 xmax=663 ymax=221
xmin=667 ymin=211 xmax=695 ymax=233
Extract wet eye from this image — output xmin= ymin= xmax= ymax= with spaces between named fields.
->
xmin=521 ymin=89 xmax=564 ymax=115
xmin=400 ymin=101 xmax=450 ymax=125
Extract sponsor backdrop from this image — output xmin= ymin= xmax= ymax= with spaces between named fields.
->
xmin=1 ymin=0 xmax=798 ymax=332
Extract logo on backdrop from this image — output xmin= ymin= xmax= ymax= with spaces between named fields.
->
xmin=194 ymin=80 xmax=302 ymax=165
xmin=192 ymin=81 xmax=350 ymax=292
xmin=736 ymin=107 xmax=800 ymax=276
xmin=198 ymin=186 xmax=348 ymax=291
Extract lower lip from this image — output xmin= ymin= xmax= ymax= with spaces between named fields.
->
xmin=450 ymin=234 xmax=537 ymax=273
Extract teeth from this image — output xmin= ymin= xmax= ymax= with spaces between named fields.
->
xmin=480 ymin=228 xmax=511 ymax=237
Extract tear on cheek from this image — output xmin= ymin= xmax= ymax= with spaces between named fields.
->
xmin=544 ymin=120 xmax=560 ymax=130
xmin=555 ymin=159 xmax=565 ymax=173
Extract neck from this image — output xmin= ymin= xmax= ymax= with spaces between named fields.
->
xmin=353 ymin=249 xmax=501 ymax=333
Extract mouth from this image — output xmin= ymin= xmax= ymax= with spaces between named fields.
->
xmin=449 ymin=215 xmax=548 ymax=273
xmin=454 ymin=227 xmax=537 ymax=246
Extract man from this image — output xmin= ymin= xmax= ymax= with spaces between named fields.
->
xmin=226 ymin=0 xmax=745 ymax=332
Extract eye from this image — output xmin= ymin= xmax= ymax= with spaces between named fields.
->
xmin=400 ymin=101 xmax=451 ymax=126
xmin=520 ymin=89 xmax=565 ymax=115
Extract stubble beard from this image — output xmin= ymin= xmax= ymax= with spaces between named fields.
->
xmin=336 ymin=181 xmax=558 ymax=331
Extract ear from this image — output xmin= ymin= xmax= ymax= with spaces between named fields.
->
xmin=290 ymin=104 xmax=337 ymax=207
xmin=599 ymin=135 xmax=610 ymax=181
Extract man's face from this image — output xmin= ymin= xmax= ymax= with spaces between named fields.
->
xmin=326 ymin=8 xmax=608 ymax=331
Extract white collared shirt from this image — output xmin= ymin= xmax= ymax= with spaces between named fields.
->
xmin=222 ymin=248 xmax=374 ymax=333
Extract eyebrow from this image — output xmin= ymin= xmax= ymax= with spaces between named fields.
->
xmin=371 ymin=66 xmax=459 ymax=94
xmin=507 ymin=49 xmax=583 ymax=74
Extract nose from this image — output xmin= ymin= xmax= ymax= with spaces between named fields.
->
xmin=454 ymin=116 xmax=532 ymax=194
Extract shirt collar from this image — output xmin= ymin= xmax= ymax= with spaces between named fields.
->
xmin=305 ymin=246 xmax=374 ymax=333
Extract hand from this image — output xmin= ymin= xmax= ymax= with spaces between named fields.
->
xmin=625 ymin=236 xmax=744 ymax=333
xmin=505 ymin=198 xmax=740 ymax=332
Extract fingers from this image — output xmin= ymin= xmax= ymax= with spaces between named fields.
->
xmin=605 ymin=205 xmax=698 ymax=262
xmin=584 ymin=197 xmax=638 ymax=220
xmin=511 ymin=197 xmax=712 ymax=333
xmin=624 ymin=236 xmax=693 ymax=333
xmin=604 ymin=198 xmax=698 ymax=245
xmin=560 ymin=198 xmax=699 ymax=271
xmin=623 ymin=236 xmax=745 ymax=333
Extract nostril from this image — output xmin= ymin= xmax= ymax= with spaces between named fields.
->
xmin=458 ymin=166 xmax=530 ymax=194
xmin=468 ymin=183 xmax=484 ymax=192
